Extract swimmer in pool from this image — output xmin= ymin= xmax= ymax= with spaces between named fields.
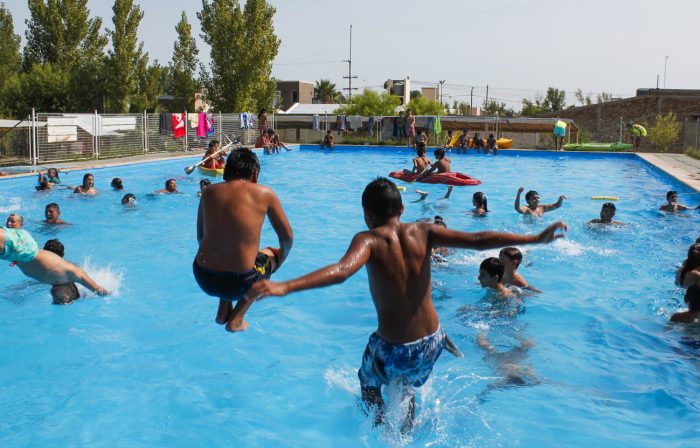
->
xmin=472 ymin=191 xmax=489 ymax=215
xmin=111 ymin=178 xmax=124 ymax=190
xmin=588 ymin=202 xmax=624 ymax=225
xmin=6 ymin=214 xmax=23 ymax=229
xmin=478 ymin=257 xmax=521 ymax=301
xmin=156 ymin=179 xmax=178 ymax=194
xmin=198 ymin=179 xmax=211 ymax=198
xmin=660 ymin=190 xmax=699 ymax=214
xmin=499 ymin=247 xmax=541 ymax=293
xmin=413 ymin=148 xmax=454 ymax=200
xmin=44 ymin=203 xmax=67 ymax=225
xmin=194 ymin=148 xmax=293 ymax=332
xmin=0 ymin=228 xmax=108 ymax=303
xmin=41 ymin=238 xmax=80 ymax=304
xmin=245 ymin=178 xmax=566 ymax=429
xmin=38 ymin=168 xmax=61 ymax=186
xmin=677 ymin=243 xmax=700 ymax=289
xmin=73 ymin=173 xmax=97 ymax=195
xmin=670 ymin=284 xmax=700 ymax=323
xmin=515 ymin=187 xmax=566 ymax=216
xmin=476 ymin=333 xmax=540 ymax=389
xmin=121 ymin=193 xmax=136 ymax=205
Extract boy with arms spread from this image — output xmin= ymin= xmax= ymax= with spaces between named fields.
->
xmin=660 ymin=190 xmax=699 ymax=213
xmin=515 ymin=187 xmax=566 ymax=216
xmin=194 ymin=149 xmax=293 ymax=332
xmin=246 ymin=178 xmax=566 ymax=428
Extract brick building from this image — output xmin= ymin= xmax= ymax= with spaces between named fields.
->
xmin=539 ymin=89 xmax=700 ymax=153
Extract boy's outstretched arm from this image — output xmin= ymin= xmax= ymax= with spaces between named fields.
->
xmin=514 ymin=187 xmax=524 ymax=213
xmin=245 ymin=233 xmax=372 ymax=302
xmin=432 ymin=221 xmax=567 ymax=251
xmin=543 ymin=195 xmax=567 ymax=212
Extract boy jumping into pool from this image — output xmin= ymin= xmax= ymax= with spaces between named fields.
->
xmin=515 ymin=187 xmax=567 ymax=216
xmin=245 ymin=177 xmax=567 ymax=429
xmin=194 ymin=148 xmax=293 ymax=332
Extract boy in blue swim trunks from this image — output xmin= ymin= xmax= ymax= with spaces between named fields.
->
xmin=245 ymin=177 xmax=567 ymax=428
xmin=194 ymin=148 xmax=293 ymax=332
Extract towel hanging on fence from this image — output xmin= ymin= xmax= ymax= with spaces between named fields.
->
xmin=240 ymin=113 xmax=248 ymax=129
xmin=197 ymin=113 xmax=208 ymax=138
xmin=348 ymin=116 xmax=362 ymax=130
xmin=172 ymin=113 xmax=186 ymax=139
xmin=246 ymin=113 xmax=255 ymax=130
xmin=341 ymin=115 xmax=347 ymax=132
xmin=188 ymin=113 xmax=199 ymax=129
xmin=159 ymin=113 xmax=173 ymax=135
xmin=368 ymin=116 xmax=375 ymax=137
xmin=433 ymin=116 xmax=441 ymax=136
xmin=312 ymin=114 xmax=320 ymax=131
xmin=206 ymin=113 xmax=216 ymax=138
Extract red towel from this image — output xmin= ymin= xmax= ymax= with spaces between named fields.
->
xmin=172 ymin=113 xmax=186 ymax=139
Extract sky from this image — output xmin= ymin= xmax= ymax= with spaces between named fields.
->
xmin=4 ymin=0 xmax=699 ymax=108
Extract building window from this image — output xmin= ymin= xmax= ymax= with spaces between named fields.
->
xmin=292 ymin=91 xmax=298 ymax=103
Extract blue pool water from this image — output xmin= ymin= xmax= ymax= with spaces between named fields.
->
xmin=1 ymin=146 xmax=699 ymax=447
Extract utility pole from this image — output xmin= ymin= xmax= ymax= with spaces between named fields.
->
xmin=342 ymin=25 xmax=358 ymax=101
xmin=485 ymin=84 xmax=489 ymax=106
xmin=664 ymin=56 xmax=669 ymax=89
xmin=470 ymin=87 xmax=473 ymax=115
xmin=439 ymin=80 xmax=445 ymax=105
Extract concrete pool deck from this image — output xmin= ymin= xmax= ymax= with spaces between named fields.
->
xmin=1 ymin=148 xmax=699 ymax=193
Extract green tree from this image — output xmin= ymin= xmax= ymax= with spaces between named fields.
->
xmin=3 ymin=63 xmax=71 ymax=116
xmin=313 ymin=79 xmax=340 ymax=103
xmin=597 ymin=92 xmax=612 ymax=103
xmin=574 ymin=88 xmax=592 ymax=107
xmin=0 ymin=3 xmax=21 ymax=117
xmin=199 ymin=0 xmax=280 ymax=112
xmin=407 ymin=95 xmax=444 ymax=115
xmin=410 ymin=89 xmax=421 ymax=99
xmin=334 ymin=89 xmax=400 ymax=116
xmin=649 ymin=112 xmax=681 ymax=152
xmin=482 ymin=98 xmax=509 ymax=116
xmin=106 ymin=0 xmax=148 ymax=112
xmin=132 ymin=61 xmax=170 ymax=112
xmin=169 ymin=11 xmax=200 ymax=111
xmin=520 ymin=97 xmax=543 ymax=116
xmin=541 ymin=87 xmax=566 ymax=112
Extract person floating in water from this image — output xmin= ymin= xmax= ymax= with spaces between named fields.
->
xmin=6 ymin=213 xmax=23 ymax=229
xmin=670 ymin=284 xmax=700 ymax=323
xmin=478 ymin=257 xmax=520 ymax=300
xmin=156 ymin=179 xmax=178 ymax=194
xmin=660 ymin=190 xmax=699 ymax=213
xmin=515 ymin=187 xmax=566 ymax=216
xmin=73 ymin=173 xmax=97 ymax=195
xmin=588 ymin=202 xmax=624 ymax=225
xmin=499 ymin=247 xmax=542 ymax=293
xmin=44 ymin=203 xmax=67 ymax=225
xmin=677 ymin=243 xmax=700 ymax=289
xmin=0 ymin=227 xmax=108 ymax=304
xmin=244 ymin=178 xmax=567 ymax=429
xmin=472 ymin=191 xmax=489 ymax=215
xmin=414 ymin=148 xmax=454 ymax=200
xmin=194 ymin=148 xmax=293 ymax=332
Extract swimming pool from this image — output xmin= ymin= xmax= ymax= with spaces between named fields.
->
xmin=1 ymin=146 xmax=698 ymax=447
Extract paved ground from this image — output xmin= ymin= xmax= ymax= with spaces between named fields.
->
xmin=637 ymin=153 xmax=700 ymax=192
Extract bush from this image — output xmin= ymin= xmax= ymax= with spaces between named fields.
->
xmin=649 ymin=112 xmax=681 ymax=152
xmin=686 ymin=146 xmax=700 ymax=160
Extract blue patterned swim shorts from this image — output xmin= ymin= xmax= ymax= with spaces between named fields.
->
xmin=358 ymin=326 xmax=445 ymax=389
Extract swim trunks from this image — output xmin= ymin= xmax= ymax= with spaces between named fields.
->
xmin=358 ymin=325 xmax=445 ymax=389
xmin=553 ymin=126 xmax=566 ymax=137
xmin=192 ymin=250 xmax=278 ymax=301
xmin=1 ymin=228 xmax=39 ymax=263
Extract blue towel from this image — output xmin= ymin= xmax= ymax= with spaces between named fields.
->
xmin=368 ymin=116 xmax=375 ymax=137
xmin=341 ymin=116 xmax=347 ymax=132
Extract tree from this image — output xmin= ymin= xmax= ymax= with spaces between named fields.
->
xmin=649 ymin=112 xmax=681 ymax=152
xmin=574 ymin=88 xmax=592 ymax=107
xmin=407 ymin=96 xmax=444 ymax=115
xmin=199 ymin=0 xmax=280 ymax=112
xmin=597 ymin=92 xmax=612 ymax=103
xmin=519 ymin=98 xmax=543 ymax=116
xmin=314 ymin=79 xmax=340 ymax=104
xmin=334 ymin=89 xmax=400 ymax=116
xmin=169 ymin=11 xmax=200 ymax=111
xmin=3 ymin=63 xmax=72 ymax=117
xmin=0 ymin=3 xmax=21 ymax=116
xmin=106 ymin=0 xmax=148 ymax=112
xmin=541 ymin=87 xmax=566 ymax=112
xmin=410 ymin=90 xmax=421 ymax=100
xmin=482 ymin=98 xmax=510 ymax=116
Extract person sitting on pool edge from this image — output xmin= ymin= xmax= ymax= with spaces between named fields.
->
xmin=515 ymin=187 xmax=566 ymax=216
xmin=156 ymin=179 xmax=179 ymax=194
xmin=456 ymin=130 xmax=469 ymax=154
xmin=660 ymin=190 xmax=699 ymax=213
xmin=321 ymin=130 xmax=334 ymax=151
xmin=0 ymin=227 xmax=108 ymax=303
xmin=269 ymin=129 xmax=290 ymax=153
xmin=6 ymin=213 xmax=23 ymax=229
xmin=499 ymin=247 xmax=541 ymax=293
xmin=244 ymin=178 xmax=567 ymax=429
xmin=588 ymin=202 xmax=624 ymax=225
xmin=255 ymin=131 xmax=273 ymax=155
xmin=670 ymin=284 xmax=700 ymax=323
xmin=194 ymin=148 xmax=293 ymax=332
xmin=44 ymin=203 xmax=67 ymax=225
xmin=414 ymin=148 xmax=454 ymax=200
xmin=486 ymin=134 xmax=497 ymax=155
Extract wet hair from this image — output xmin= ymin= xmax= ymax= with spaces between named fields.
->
xmin=434 ymin=148 xmax=446 ymax=159
xmin=208 ymin=140 xmax=219 ymax=149
xmin=121 ymin=193 xmax=136 ymax=205
xmin=525 ymin=190 xmax=539 ymax=202
xmin=480 ymin=257 xmax=504 ymax=283
xmin=666 ymin=190 xmax=678 ymax=200
xmin=267 ymin=128 xmax=275 ymax=136
xmin=43 ymin=239 xmax=65 ymax=258
xmin=82 ymin=173 xmax=93 ymax=185
xmin=35 ymin=181 xmax=51 ymax=191
xmin=45 ymin=202 xmax=60 ymax=212
xmin=489 ymin=134 xmax=494 ymax=139
xmin=686 ymin=284 xmax=700 ymax=312
xmin=111 ymin=178 xmax=123 ymax=190
xmin=417 ymin=146 xmax=427 ymax=156
xmin=224 ymin=148 xmax=260 ymax=181
xmin=434 ymin=215 xmax=446 ymax=227
xmin=362 ymin=177 xmax=402 ymax=222
xmin=500 ymin=247 xmax=523 ymax=267
xmin=47 ymin=168 xmax=59 ymax=179
xmin=199 ymin=179 xmax=211 ymax=188
xmin=680 ymin=243 xmax=700 ymax=285
xmin=602 ymin=202 xmax=616 ymax=211
xmin=473 ymin=191 xmax=488 ymax=212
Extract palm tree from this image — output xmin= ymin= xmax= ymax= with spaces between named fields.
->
xmin=314 ymin=79 xmax=340 ymax=103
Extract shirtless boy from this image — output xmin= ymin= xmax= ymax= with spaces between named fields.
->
xmin=202 ymin=140 xmax=225 ymax=169
xmin=660 ymin=190 xmax=699 ymax=213
xmin=403 ymin=146 xmax=431 ymax=176
xmin=269 ymin=129 xmax=289 ymax=152
xmin=415 ymin=148 xmax=453 ymax=200
xmin=6 ymin=214 xmax=22 ymax=229
xmin=456 ymin=130 xmax=469 ymax=154
xmin=245 ymin=178 xmax=567 ymax=428
xmin=515 ymin=187 xmax=566 ymax=216
xmin=499 ymin=247 xmax=541 ymax=293
xmin=588 ymin=202 xmax=624 ymax=225
xmin=478 ymin=257 xmax=519 ymax=300
xmin=255 ymin=132 xmax=272 ymax=154
xmin=44 ymin=203 xmax=67 ymax=225
xmin=670 ymin=284 xmax=700 ymax=323
xmin=321 ymin=130 xmax=334 ymax=151
xmin=1 ymin=227 xmax=108 ymax=303
xmin=194 ymin=149 xmax=293 ymax=332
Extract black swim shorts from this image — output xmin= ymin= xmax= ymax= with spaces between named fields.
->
xmin=193 ymin=252 xmax=275 ymax=301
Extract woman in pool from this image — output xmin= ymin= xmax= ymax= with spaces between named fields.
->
xmin=472 ymin=192 xmax=489 ymax=215
xmin=670 ymin=284 xmax=700 ymax=323
xmin=74 ymin=173 xmax=97 ymax=195
xmin=677 ymin=243 xmax=700 ymax=289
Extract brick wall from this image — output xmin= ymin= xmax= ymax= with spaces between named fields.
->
xmin=539 ymin=93 xmax=700 ymax=153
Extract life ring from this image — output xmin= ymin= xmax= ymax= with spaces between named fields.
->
xmin=591 ymin=196 xmax=619 ymax=201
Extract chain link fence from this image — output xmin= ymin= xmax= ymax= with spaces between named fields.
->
xmin=0 ymin=119 xmax=31 ymax=167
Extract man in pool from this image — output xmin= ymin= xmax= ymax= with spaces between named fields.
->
xmin=515 ymin=187 xmax=567 ymax=216
xmin=670 ymin=284 xmax=700 ymax=323
xmin=660 ymin=190 xmax=699 ymax=213
xmin=588 ymin=202 xmax=624 ymax=225
xmin=0 ymin=227 xmax=108 ymax=303
xmin=194 ymin=148 xmax=293 ymax=332
xmin=244 ymin=178 xmax=567 ymax=428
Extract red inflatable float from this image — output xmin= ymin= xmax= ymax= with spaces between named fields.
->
xmin=388 ymin=171 xmax=481 ymax=186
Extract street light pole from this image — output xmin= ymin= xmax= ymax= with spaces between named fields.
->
xmin=664 ymin=56 xmax=669 ymax=89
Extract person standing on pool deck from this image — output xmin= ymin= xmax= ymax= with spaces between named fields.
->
xmin=515 ymin=187 xmax=567 ymax=216
xmin=194 ymin=148 xmax=293 ymax=332
xmin=258 ymin=109 xmax=268 ymax=135
xmin=244 ymin=178 xmax=567 ymax=429
xmin=406 ymin=109 xmax=416 ymax=147
xmin=628 ymin=122 xmax=647 ymax=151
xmin=553 ymin=119 xmax=567 ymax=151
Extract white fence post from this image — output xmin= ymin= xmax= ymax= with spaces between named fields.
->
xmin=184 ymin=111 xmax=188 ymax=151
xmin=30 ymin=108 xmax=37 ymax=166
xmin=94 ymin=110 xmax=99 ymax=159
xmin=219 ymin=111 xmax=222 ymax=143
